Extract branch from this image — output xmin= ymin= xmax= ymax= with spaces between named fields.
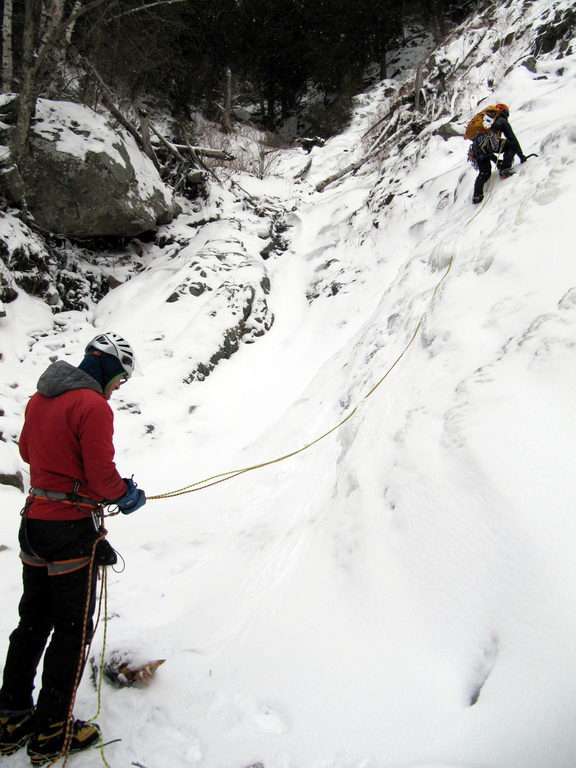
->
xmin=362 ymin=95 xmax=405 ymax=139
xmin=171 ymin=144 xmax=235 ymax=160
xmin=78 ymin=55 xmax=162 ymax=172
xmin=112 ymin=0 xmax=188 ymax=19
xmin=316 ymin=122 xmax=411 ymax=193
xmin=148 ymin=123 xmax=186 ymax=162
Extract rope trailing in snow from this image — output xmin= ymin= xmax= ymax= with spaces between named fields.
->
xmin=149 ymin=255 xmax=451 ymax=498
xmin=148 ymin=149 xmax=505 ymax=501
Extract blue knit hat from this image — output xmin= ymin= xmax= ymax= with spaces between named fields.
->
xmin=78 ymin=350 xmax=126 ymax=391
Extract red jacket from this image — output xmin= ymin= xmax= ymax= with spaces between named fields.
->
xmin=19 ymin=361 xmax=127 ymax=520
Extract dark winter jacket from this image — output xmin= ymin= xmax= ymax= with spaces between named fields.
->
xmin=19 ymin=361 xmax=127 ymax=520
xmin=492 ymin=115 xmax=525 ymax=160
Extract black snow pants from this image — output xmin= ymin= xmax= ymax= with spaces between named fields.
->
xmin=473 ymin=140 xmax=517 ymax=199
xmin=0 ymin=518 xmax=98 ymax=731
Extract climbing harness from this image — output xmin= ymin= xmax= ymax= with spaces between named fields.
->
xmin=465 ymin=139 xmax=504 ymax=224
xmin=28 ymin=484 xmax=100 ymax=507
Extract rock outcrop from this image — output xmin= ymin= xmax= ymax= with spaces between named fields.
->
xmin=21 ymin=100 xmax=179 ymax=238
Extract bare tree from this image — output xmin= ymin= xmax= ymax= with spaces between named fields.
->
xmin=2 ymin=0 xmax=14 ymax=92
xmin=222 ymin=68 xmax=232 ymax=133
xmin=4 ymin=0 xmax=112 ymax=205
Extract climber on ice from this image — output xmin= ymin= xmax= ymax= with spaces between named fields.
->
xmin=465 ymin=103 xmax=528 ymax=204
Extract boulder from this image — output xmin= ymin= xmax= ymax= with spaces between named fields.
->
xmin=0 ymin=470 xmax=24 ymax=492
xmin=435 ymin=122 xmax=463 ymax=140
xmin=21 ymin=100 xmax=179 ymax=238
xmin=0 ymin=440 xmax=24 ymax=492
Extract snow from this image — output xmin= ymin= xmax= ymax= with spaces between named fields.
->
xmin=2 ymin=1 xmax=576 ymax=767
xmin=33 ymin=100 xmax=127 ymax=165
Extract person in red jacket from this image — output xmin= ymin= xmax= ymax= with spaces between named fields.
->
xmin=0 ymin=333 xmax=146 ymax=765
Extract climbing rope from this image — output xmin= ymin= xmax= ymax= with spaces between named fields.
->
xmin=89 ymin=565 xmax=109 ymax=725
xmin=148 ymin=212 xmax=472 ymax=501
xmin=90 ymin=566 xmax=114 ymax=768
xmin=41 ymin=515 xmax=111 ymax=768
xmin=148 ymin=150 xmax=509 ymax=502
xmin=35 ymin=140 xmax=510 ymax=768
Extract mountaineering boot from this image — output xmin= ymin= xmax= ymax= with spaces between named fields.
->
xmin=27 ymin=719 xmax=100 ymax=766
xmin=0 ymin=710 xmax=35 ymax=755
xmin=499 ymin=168 xmax=514 ymax=179
xmin=472 ymin=194 xmax=483 ymax=204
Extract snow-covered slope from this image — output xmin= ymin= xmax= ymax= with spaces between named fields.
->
xmin=1 ymin=1 xmax=576 ymax=767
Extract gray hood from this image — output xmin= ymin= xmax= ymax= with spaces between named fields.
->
xmin=37 ymin=360 xmax=103 ymax=398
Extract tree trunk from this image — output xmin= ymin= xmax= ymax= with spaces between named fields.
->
xmin=414 ymin=63 xmax=424 ymax=111
xmin=222 ymin=68 xmax=232 ymax=133
xmin=429 ymin=0 xmax=447 ymax=43
xmin=48 ymin=0 xmax=82 ymax=96
xmin=379 ymin=39 xmax=387 ymax=80
xmin=78 ymin=56 xmax=162 ymax=173
xmin=11 ymin=0 xmax=36 ymax=164
xmin=139 ymin=108 xmax=153 ymax=158
xmin=37 ymin=0 xmax=66 ymax=94
xmin=10 ymin=0 xmax=113 ymax=166
xmin=266 ymin=88 xmax=276 ymax=131
xmin=1 ymin=0 xmax=13 ymax=92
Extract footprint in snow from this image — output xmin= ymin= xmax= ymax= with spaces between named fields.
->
xmin=242 ymin=700 xmax=289 ymax=734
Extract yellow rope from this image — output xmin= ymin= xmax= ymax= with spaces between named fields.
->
xmin=148 ymin=153 xmax=502 ymax=501
xmin=91 ymin=567 xmax=113 ymax=768
xmin=150 ymin=240 xmax=456 ymax=498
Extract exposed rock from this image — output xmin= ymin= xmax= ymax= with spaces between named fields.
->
xmin=164 ymin=236 xmax=275 ymax=382
xmin=532 ymin=7 xmax=576 ymax=55
xmin=260 ymin=213 xmax=289 ymax=260
xmin=0 ymin=219 xmax=129 ymax=312
xmin=435 ymin=122 xmax=463 ymax=140
xmin=20 ymin=100 xmax=180 ymax=238
xmin=522 ymin=56 xmax=538 ymax=73
xmin=184 ymin=280 xmax=274 ymax=382
xmin=0 ymin=471 xmax=24 ymax=492
xmin=232 ymin=107 xmax=252 ymax=122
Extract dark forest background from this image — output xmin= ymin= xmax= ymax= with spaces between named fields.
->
xmin=3 ymin=0 xmax=481 ymax=138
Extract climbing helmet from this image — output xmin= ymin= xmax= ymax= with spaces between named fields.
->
xmin=85 ymin=332 xmax=136 ymax=379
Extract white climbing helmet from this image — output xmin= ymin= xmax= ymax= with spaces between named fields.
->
xmin=85 ymin=332 xmax=137 ymax=379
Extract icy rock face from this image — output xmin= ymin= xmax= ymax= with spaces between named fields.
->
xmin=0 ymin=214 xmax=132 ymax=312
xmin=21 ymin=100 xmax=179 ymax=238
xmin=169 ymin=240 xmax=274 ymax=382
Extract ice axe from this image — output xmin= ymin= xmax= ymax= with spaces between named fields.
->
xmin=522 ymin=153 xmax=539 ymax=161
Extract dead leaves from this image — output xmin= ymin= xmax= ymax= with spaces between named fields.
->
xmin=94 ymin=652 xmax=166 ymax=688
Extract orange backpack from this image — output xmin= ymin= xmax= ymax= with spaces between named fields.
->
xmin=464 ymin=106 xmax=498 ymax=141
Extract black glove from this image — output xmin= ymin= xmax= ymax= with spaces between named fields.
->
xmin=519 ymin=154 xmax=527 ymax=163
xmin=114 ymin=478 xmax=146 ymax=514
